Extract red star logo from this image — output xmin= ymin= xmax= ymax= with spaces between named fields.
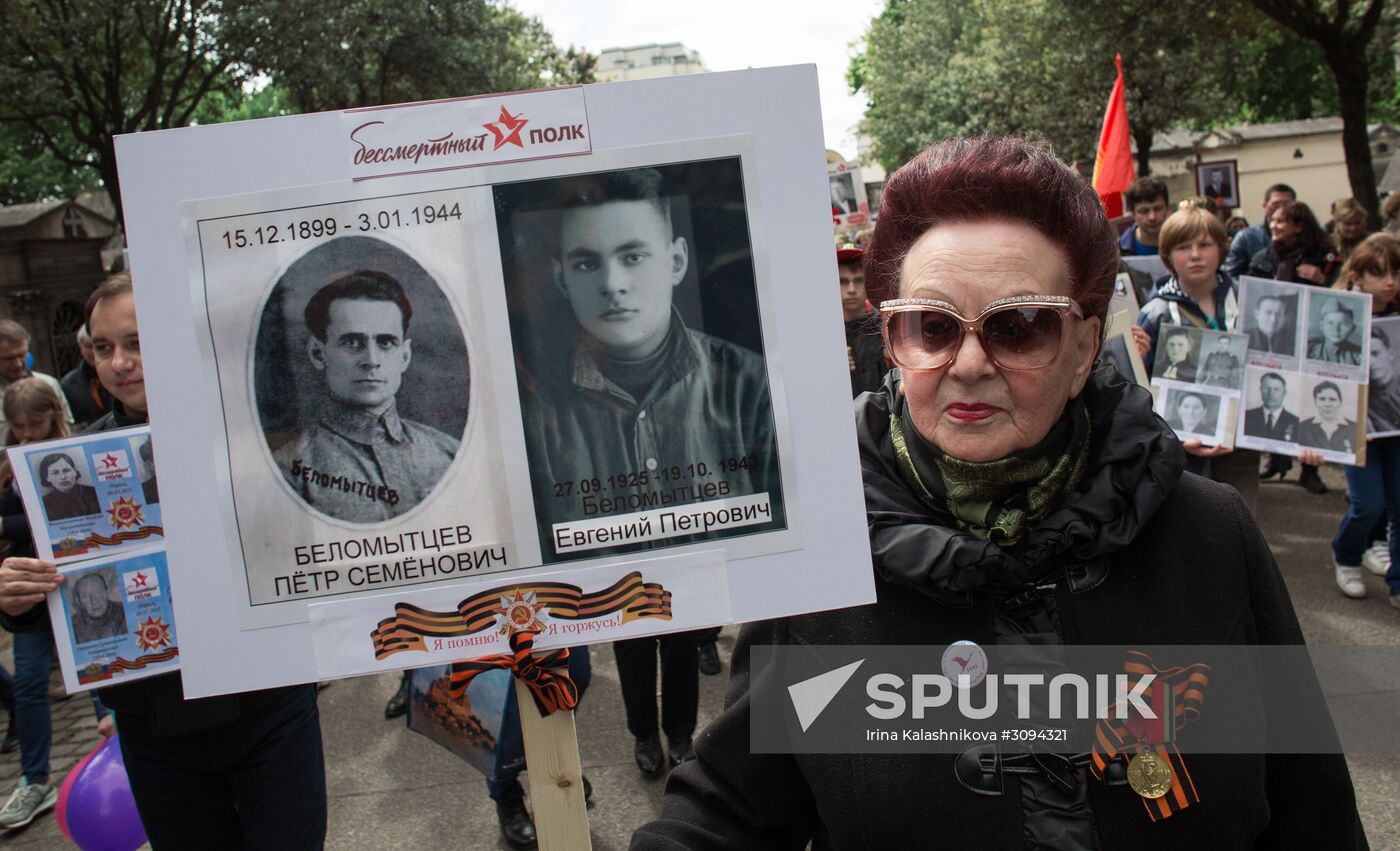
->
xmin=132 ymin=572 xmax=148 ymax=588
xmin=101 ymin=453 xmax=120 ymax=469
xmin=484 ymin=106 xmax=528 ymax=151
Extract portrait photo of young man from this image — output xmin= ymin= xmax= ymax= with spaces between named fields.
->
xmin=495 ymin=160 xmax=787 ymax=563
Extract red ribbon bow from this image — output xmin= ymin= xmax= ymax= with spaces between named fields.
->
xmin=447 ymin=630 xmax=578 ymax=717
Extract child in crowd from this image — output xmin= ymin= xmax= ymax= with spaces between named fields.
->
xmin=0 ymin=378 xmax=97 ymax=830
xmin=1327 ymin=233 xmax=1400 ymax=604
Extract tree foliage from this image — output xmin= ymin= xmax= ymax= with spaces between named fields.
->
xmin=1247 ymin=0 xmax=1389 ymax=225
xmin=230 ymin=0 xmax=596 ymax=114
xmin=852 ymin=0 xmax=1398 ymax=184
xmin=0 ymin=0 xmax=593 ymax=216
xmin=0 ymin=123 xmax=97 ymax=207
xmin=0 ymin=0 xmax=252 ymax=223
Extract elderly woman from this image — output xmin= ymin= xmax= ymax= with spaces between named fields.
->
xmin=1331 ymin=197 xmax=1371 ymax=262
xmin=632 ymin=137 xmax=1364 ymax=849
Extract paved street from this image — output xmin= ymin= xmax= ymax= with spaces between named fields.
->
xmin=0 ymin=463 xmax=1396 ymax=849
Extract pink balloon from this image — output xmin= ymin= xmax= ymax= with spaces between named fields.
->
xmin=54 ymin=737 xmax=102 ymax=842
xmin=61 ymin=735 xmax=146 ymax=851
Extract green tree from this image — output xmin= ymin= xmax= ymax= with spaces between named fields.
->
xmin=1247 ymin=0 xmax=1390 ymax=226
xmin=0 ymin=0 xmax=252 ymax=223
xmin=852 ymin=0 xmax=1260 ymax=175
xmin=230 ymin=0 xmax=596 ymax=114
xmin=0 ymin=123 xmax=98 ymax=206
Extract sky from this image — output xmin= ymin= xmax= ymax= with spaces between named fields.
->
xmin=511 ymin=0 xmax=885 ymax=157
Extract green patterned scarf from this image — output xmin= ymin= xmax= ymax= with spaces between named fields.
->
xmin=891 ymin=395 xmax=1091 ymax=549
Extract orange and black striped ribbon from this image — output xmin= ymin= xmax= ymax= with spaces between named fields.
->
xmin=108 ymin=647 xmax=180 ymax=672
xmin=1090 ymin=650 xmax=1211 ymax=822
xmin=370 ymin=571 xmax=672 ymax=660
xmin=447 ymin=630 xmax=577 ymax=717
xmin=82 ymin=526 xmax=164 ymax=548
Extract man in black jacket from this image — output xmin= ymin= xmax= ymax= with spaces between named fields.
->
xmin=838 ymin=245 xmax=886 ymax=398
xmin=59 ymin=325 xmax=113 ymax=429
xmin=0 ymin=273 xmax=326 ymax=848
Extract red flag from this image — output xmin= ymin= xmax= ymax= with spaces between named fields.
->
xmin=1092 ymin=54 xmax=1134 ymax=218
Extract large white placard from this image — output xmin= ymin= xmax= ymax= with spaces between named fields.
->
xmin=115 ymin=66 xmax=876 ymax=698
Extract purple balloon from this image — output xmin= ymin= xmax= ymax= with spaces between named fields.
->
xmin=64 ymin=735 xmax=146 ymax=851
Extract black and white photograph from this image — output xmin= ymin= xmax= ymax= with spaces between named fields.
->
xmin=829 ymin=171 xmax=858 ymax=215
xmin=1239 ymin=277 xmax=1303 ymax=366
xmin=64 ymin=565 xmax=126 ymax=645
xmin=1194 ymin=329 xmax=1249 ymax=392
xmin=31 ymin=449 xmax=100 ymax=522
xmin=1194 ymin=159 xmax=1239 ymax=209
xmin=1102 ymin=311 xmax=1149 ymax=388
xmin=1303 ymin=288 xmax=1371 ymax=381
xmin=252 ymin=236 xmax=469 ymax=525
xmin=135 ymin=435 xmax=160 ymax=505
xmin=1120 ymin=255 xmax=1169 ymax=288
xmin=1368 ymin=316 xmax=1400 ymax=437
xmin=1110 ymin=272 xmax=1140 ymax=317
xmin=1296 ymin=375 xmax=1363 ymax=460
xmin=1152 ymin=326 xmax=1199 ymax=383
xmin=495 ymin=158 xmax=787 ymax=563
xmin=1157 ymin=386 xmax=1226 ymax=443
xmin=1240 ymin=365 xmax=1302 ymax=446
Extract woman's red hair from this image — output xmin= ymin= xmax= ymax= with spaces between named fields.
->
xmin=865 ymin=136 xmax=1119 ymax=324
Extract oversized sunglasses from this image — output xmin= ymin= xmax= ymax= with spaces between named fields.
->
xmin=880 ymin=295 xmax=1085 ymax=372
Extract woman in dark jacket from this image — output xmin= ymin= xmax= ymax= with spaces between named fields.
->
xmin=632 ymin=137 xmax=1365 ymax=850
xmin=1247 ymin=200 xmax=1339 ymax=286
xmin=1248 ymin=198 xmax=1337 ymax=493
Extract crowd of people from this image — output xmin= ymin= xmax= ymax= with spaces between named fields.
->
xmin=0 ymin=134 xmax=1384 ymax=848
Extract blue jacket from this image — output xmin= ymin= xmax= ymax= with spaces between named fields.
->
xmin=1226 ymin=223 xmax=1270 ymax=279
xmin=1135 ymin=273 xmax=1239 ymax=372
xmin=1118 ymin=226 xmax=1159 ymax=256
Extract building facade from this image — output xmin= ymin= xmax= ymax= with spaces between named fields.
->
xmin=0 ymin=198 xmax=118 ymax=377
xmin=596 ymin=43 xmax=706 ymax=83
xmin=1144 ymin=118 xmax=1400 ymax=222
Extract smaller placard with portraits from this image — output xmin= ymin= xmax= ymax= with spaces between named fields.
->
xmin=1235 ymin=365 xmax=1365 ymax=464
xmin=7 ymin=426 xmax=163 ymax=565
xmin=1238 ymin=276 xmax=1371 ymax=382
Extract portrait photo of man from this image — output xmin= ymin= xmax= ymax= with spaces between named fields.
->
xmin=270 ymin=269 xmax=459 ymax=523
xmin=1244 ymin=291 xmax=1298 ymax=357
xmin=497 ymin=160 xmax=786 ymax=562
xmin=1368 ymin=320 xmax=1400 ymax=435
xmin=67 ymin=568 xmax=126 ymax=645
xmin=1195 ymin=160 xmax=1238 ymax=208
xmin=36 ymin=451 xmax=101 ymax=522
xmin=829 ymin=172 xmax=858 ymax=216
xmin=1306 ymin=296 xmax=1363 ymax=366
xmin=1198 ymin=332 xmax=1245 ymax=390
xmin=1243 ymin=370 xmax=1300 ymax=442
xmin=137 ymin=436 xmax=160 ymax=505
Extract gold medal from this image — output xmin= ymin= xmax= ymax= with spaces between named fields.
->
xmin=1127 ymin=751 xmax=1173 ymax=799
